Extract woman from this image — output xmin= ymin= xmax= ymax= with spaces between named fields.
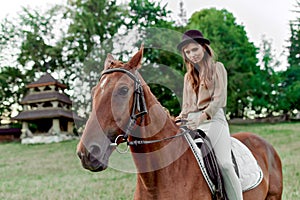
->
xmin=176 ymin=30 xmax=243 ymax=200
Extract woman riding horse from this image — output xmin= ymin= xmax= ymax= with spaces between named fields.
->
xmin=77 ymin=44 xmax=283 ymax=200
xmin=176 ymin=29 xmax=242 ymax=200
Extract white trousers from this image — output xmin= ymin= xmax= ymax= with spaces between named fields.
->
xmin=188 ymin=109 xmax=243 ymax=200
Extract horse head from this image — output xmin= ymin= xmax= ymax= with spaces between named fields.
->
xmin=77 ymin=45 xmax=146 ymax=172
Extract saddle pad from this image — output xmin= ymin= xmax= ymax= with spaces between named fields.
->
xmin=184 ymin=134 xmax=263 ymax=193
xmin=231 ymin=137 xmax=263 ymax=191
xmin=184 ymin=134 xmax=215 ymax=192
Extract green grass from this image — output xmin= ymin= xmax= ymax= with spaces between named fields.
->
xmin=0 ymin=141 xmax=136 ymax=200
xmin=0 ymin=122 xmax=299 ymax=199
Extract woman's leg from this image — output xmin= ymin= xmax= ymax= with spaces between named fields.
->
xmin=206 ymin=110 xmax=243 ymax=200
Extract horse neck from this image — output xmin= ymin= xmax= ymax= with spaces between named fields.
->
xmin=130 ymin=84 xmax=180 ymax=153
xmin=129 ymin=85 xmax=189 ymax=174
xmin=127 ymin=85 xmax=210 ymax=198
xmin=130 ymin=104 xmax=202 ymax=196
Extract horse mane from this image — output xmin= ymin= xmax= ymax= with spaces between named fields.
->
xmin=137 ymin=72 xmax=176 ymax=123
xmin=162 ymin=106 xmax=176 ymax=121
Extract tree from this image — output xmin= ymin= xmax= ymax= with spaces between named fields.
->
xmin=177 ymin=0 xmax=188 ymax=26
xmin=281 ymin=0 xmax=300 ymax=114
xmin=0 ymin=6 xmax=68 ymax=76
xmin=17 ymin=7 xmax=67 ymax=73
xmin=186 ymin=8 xmax=259 ymax=118
xmin=0 ymin=6 xmax=68 ymax=123
xmin=0 ymin=67 xmax=24 ymax=124
xmin=65 ymin=0 xmax=124 ymax=64
xmin=58 ymin=0 xmax=127 ymax=118
xmin=0 ymin=0 xmax=180 ymax=121
xmin=250 ymin=36 xmax=283 ymax=117
xmin=125 ymin=0 xmax=183 ymax=116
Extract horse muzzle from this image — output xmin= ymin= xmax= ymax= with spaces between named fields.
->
xmin=77 ymin=144 xmax=108 ymax=172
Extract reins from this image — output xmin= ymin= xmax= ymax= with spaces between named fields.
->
xmin=101 ymin=67 xmax=192 ymax=153
xmin=111 ymin=126 xmax=192 ymax=154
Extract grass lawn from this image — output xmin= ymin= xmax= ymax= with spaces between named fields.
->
xmin=0 ymin=122 xmax=299 ymax=199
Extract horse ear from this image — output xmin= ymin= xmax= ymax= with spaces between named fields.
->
xmin=104 ymin=54 xmax=115 ymax=70
xmin=128 ymin=44 xmax=144 ymax=70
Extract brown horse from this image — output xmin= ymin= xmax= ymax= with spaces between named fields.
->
xmin=77 ymin=46 xmax=283 ymax=200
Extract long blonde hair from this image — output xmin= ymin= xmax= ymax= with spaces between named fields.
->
xmin=182 ymin=44 xmax=215 ymax=93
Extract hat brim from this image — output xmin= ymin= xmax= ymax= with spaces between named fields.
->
xmin=177 ymin=37 xmax=210 ymax=51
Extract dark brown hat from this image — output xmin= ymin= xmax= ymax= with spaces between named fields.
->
xmin=177 ymin=30 xmax=210 ymax=51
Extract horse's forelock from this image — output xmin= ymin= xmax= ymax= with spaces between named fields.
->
xmin=107 ymin=60 xmax=124 ymax=70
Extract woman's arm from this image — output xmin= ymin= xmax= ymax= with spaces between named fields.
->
xmin=204 ymin=62 xmax=227 ymax=119
xmin=179 ymin=74 xmax=192 ymax=118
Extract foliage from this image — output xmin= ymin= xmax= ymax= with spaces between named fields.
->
xmin=0 ymin=0 xmax=182 ymax=120
xmin=0 ymin=67 xmax=24 ymax=122
xmin=0 ymin=1 xmax=300 ymax=121
xmin=0 ymin=6 xmax=70 ymax=124
xmin=281 ymin=0 xmax=300 ymax=114
xmin=66 ymin=0 xmax=124 ymax=65
xmin=0 ymin=6 xmax=67 ymax=75
xmin=250 ymin=36 xmax=283 ymax=116
xmin=16 ymin=7 xmax=66 ymax=73
xmin=59 ymin=0 xmax=127 ymax=118
xmin=125 ymin=0 xmax=183 ymax=116
xmin=127 ymin=0 xmax=171 ymax=29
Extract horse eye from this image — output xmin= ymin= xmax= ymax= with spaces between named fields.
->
xmin=118 ymin=86 xmax=129 ymax=96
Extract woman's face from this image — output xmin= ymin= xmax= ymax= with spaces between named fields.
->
xmin=183 ymin=42 xmax=204 ymax=64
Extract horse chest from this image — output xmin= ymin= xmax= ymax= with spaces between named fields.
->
xmin=134 ymin=153 xmax=212 ymax=200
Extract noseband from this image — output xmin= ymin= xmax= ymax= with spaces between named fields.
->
xmin=101 ymin=68 xmax=190 ymax=153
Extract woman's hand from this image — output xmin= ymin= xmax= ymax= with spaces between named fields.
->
xmin=175 ymin=116 xmax=185 ymax=126
xmin=186 ymin=112 xmax=208 ymax=130
xmin=175 ymin=116 xmax=181 ymax=126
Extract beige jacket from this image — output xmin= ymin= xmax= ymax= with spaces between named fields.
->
xmin=180 ymin=62 xmax=227 ymax=119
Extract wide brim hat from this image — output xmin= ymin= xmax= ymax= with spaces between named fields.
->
xmin=177 ymin=30 xmax=210 ymax=51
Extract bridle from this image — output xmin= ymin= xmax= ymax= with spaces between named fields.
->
xmin=101 ymin=67 xmax=191 ymax=153
xmin=101 ymin=67 xmax=148 ymax=140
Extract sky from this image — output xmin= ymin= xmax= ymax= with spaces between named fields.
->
xmin=0 ymin=0 xmax=297 ymax=68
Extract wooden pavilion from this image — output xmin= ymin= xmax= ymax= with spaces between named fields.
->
xmin=13 ymin=73 xmax=80 ymax=142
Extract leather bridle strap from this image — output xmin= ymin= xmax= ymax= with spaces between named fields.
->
xmin=101 ymin=68 xmax=148 ymax=141
xmin=101 ymin=68 xmax=192 ymax=153
xmin=110 ymin=127 xmax=192 ymax=154
xmin=128 ymin=127 xmax=191 ymax=146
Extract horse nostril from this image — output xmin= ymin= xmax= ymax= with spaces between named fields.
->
xmin=86 ymin=145 xmax=102 ymax=169
xmin=88 ymin=145 xmax=101 ymax=161
xmin=77 ymin=151 xmax=84 ymax=160
xmin=88 ymin=145 xmax=101 ymax=163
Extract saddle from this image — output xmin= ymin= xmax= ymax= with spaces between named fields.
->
xmin=185 ymin=129 xmax=263 ymax=200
